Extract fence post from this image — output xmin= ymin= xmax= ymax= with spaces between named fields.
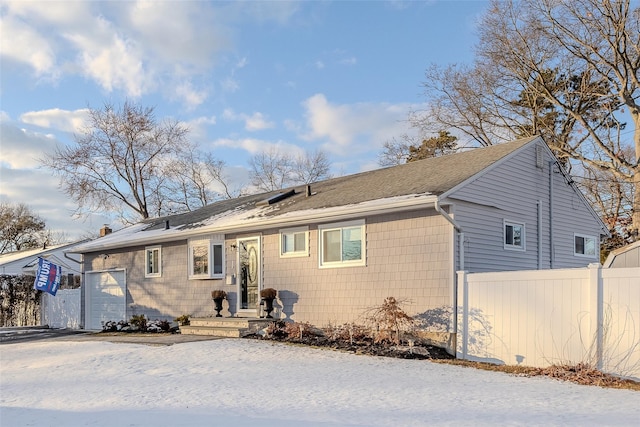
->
xmin=457 ymin=270 xmax=469 ymax=360
xmin=588 ymin=263 xmax=603 ymax=370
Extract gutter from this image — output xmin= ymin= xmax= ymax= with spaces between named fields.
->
xmin=434 ymin=197 xmax=463 ymax=356
xmin=71 ymin=195 xmax=440 ymax=253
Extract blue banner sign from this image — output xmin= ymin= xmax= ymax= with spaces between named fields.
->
xmin=33 ymin=257 xmax=61 ymax=296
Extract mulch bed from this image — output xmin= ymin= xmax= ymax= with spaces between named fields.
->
xmin=247 ymin=327 xmax=639 ymax=391
xmin=247 ymin=333 xmax=454 ymax=360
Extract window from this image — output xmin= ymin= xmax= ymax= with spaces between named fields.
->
xmin=189 ymin=237 xmax=224 ymax=279
xmin=504 ymin=220 xmax=525 ymax=251
xmin=280 ymin=227 xmax=308 ymax=257
xmin=318 ymin=220 xmax=365 ymax=267
xmin=574 ymin=234 xmax=597 ymax=258
xmin=145 ymin=246 xmax=162 ymax=278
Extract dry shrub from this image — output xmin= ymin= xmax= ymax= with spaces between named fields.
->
xmin=325 ymin=323 xmax=370 ymax=344
xmin=265 ymin=320 xmax=315 ymax=340
xmin=362 ymin=297 xmax=414 ymax=344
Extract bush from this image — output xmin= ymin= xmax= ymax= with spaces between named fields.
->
xmin=0 ymin=274 xmax=42 ymax=327
xmin=129 ymin=314 xmax=148 ymax=331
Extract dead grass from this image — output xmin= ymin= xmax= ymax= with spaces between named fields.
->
xmin=432 ymin=359 xmax=640 ymax=391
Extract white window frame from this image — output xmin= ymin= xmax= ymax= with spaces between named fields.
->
xmin=318 ymin=220 xmax=366 ymax=268
xmin=504 ymin=220 xmax=525 ymax=251
xmin=279 ymin=226 xmax=309 ymax=258
xmin=574 ymin=233 xmax=597 ymax=258
xmin=145 ymin=245 xmax=162 ymax=278
xmin=188 ymin=237 xmax=225 ymax=279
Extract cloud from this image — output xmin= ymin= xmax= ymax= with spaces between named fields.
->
xmin=213 ymin=137 xmax=304 ymax=157
xmin=0 ymin=120 xmax=59 ymax=169
xmin=299 ymin=94 xmax=417 ymax=156
xmin=0 ymin=12 xmax=57 ymax=78
xmin=339 ymin=57 xmax=357 ymax=66
xmin=222 ymin=109 xmax=275 ymax=132
xmin=182 ymin=115 xmax=217 ymax=142
xmin=174 ymin=81 xmax=208 ymax=110
xmin=20 ymin=108 xmax=89 ymax=133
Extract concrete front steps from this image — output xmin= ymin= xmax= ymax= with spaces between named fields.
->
xmin=179 ymin=317 xmax=274 ymax=338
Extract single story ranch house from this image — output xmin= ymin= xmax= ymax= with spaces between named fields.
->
xmin=72 ymin=136 xmax=608 ymax=340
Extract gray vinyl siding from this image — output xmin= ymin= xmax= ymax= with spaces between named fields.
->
xmin=450 ymin=140 xmax=603 ymax=272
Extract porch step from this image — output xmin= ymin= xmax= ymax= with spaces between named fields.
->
xmin=179 ymin=317 xmax=274 ymax=338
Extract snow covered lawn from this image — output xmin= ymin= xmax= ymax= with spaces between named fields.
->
xmin=1 ymin=339 xmax=638 ymax=426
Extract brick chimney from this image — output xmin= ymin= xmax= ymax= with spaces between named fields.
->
xmin=99 ymin=225 xmax=113 ymax=237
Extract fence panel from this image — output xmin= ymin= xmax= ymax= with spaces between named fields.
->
xmin=457 ymin=266 xmax=640 ymax=380
xmin=601 ymin=268 xmax=640 ymax=377
xmin=43 ymin=289 xmax=81 ymax=329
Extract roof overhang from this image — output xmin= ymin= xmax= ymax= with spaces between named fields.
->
xmin=72 ymin=194 xmax=439 ymax=253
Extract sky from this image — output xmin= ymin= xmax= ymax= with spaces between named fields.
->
xmin=0 ymin=0 xmax=488 ymax=241
xmin=2 ymin=337 xmax=639 ymax=426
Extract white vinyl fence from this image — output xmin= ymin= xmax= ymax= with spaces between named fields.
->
xmin=42 ymin=288 xmax=81 ymax=329
xmin=457 ymin=264 xmax=640 ymax=380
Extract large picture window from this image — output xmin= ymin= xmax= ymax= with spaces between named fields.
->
xmin=318 ymin=220 xmax=365 ymax=268
xmin=574 ymin=234 xmax=597 ymax=258
xmin=189 ymin=237 xmax=224 ymax=279
xmin=280 ymin=227 xmax=309 ymax=257
xmin=145 ymin=246 xmax=162 ymax=278
xmin=504 ymin=220 xmax=525 ymax=251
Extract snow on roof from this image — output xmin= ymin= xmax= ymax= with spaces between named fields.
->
xmin=72 ymin=193 xmax=437 ymax=253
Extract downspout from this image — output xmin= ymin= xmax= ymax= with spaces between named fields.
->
xmin=434 ymin=198 xmax=463 ymax=355
xmin=537 ymin=200 xmax=542 ymax=270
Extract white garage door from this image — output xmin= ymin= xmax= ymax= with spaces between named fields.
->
xmin=86 ymin=270 xmax=126 ymax=330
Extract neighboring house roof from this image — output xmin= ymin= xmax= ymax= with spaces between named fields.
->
xmin=603 ymin=241 xmax=640 ymax=268
xmin=73 ymin=136 xmax=587 ymax=253
xmin=0 ymin=241 xmax=87 ymax=275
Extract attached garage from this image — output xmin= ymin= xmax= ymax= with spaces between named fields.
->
xmin=85 ymin=270 xmax=126 ymax=330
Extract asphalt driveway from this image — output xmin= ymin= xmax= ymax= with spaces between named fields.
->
xmin=0 ymin=326 xmax=218 ymax=346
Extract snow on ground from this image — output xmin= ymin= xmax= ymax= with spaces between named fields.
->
xmin=1 ymin=339 xmax=638 ymax=426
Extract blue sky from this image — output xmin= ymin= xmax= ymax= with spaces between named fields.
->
xmin=0 ymin=0 xmax=488 ymax=240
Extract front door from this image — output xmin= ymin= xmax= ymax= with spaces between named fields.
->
xmin=237 ymin=237 xmax=260 ymax=314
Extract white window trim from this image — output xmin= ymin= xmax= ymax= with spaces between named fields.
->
xmin=503 ymin=219 xmax=526 ymax=251
xmin=188 ymin=236 xmax=225 ymax=279
xmin=279 ymin=226 xmax=309 ymax=258
xmin=318 ymin=219 xmax=366 ymax=268
xmin=145 ymin=245 xmax=162 ymax=278
xmin=574 ymin=233 xmax=598 ymax=258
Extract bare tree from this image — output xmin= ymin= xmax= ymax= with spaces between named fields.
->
xmin=379 ymin=134 xmax=414 ymax=167
xmin=0 ymin=202 xmax=46 ymax=253
xmin=249 ymin=148 xmax=332 ymax=192
xmin=292 ymin=150 xmax=332 ymax=184
xmin=379 ymin=132 xmax=458 ymax=166
xmin=414 ymin=0 xmax=640 ymax=240
xmin=163 ymin=147 xmax=234 ymax=213
xmin=42 ymin=101 xmax=227 ymax=222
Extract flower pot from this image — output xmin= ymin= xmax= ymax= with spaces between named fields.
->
xmin=264 ymin=297 xmax=275 ymax=318
xmin=213 ymin=298 xmax=224 ymax=317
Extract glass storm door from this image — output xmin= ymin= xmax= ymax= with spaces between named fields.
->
xmin=238 ymin=237 xmax=260 ymax=313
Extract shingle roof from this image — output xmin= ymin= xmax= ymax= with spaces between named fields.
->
xmin=143 ymin=136 xmax=538 ymax=230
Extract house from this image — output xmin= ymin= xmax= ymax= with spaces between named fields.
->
xmin=603 ymin=240 xmax=640 ymax=268
xmin=0 ymin=242 xmax=83 ymax=280
xmin=72 ymin=136 xmax=608 ymax=341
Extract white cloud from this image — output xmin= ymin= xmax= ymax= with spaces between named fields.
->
xmin=182 ymin=115 xmax=217 ymax=142
xmin=0 ymin=13 xmax=57 ymax=78
xmin=0 ymin=121 xmax=58 ymax=169
xmin=20 ymin=108 xmax=89 ymax=133
xmin=339 ymin=57 xmax=357 ymax=66
xmin=299 ymin=94 xmax=417 ymax=156
xmin=174 ymin=81 xmax=208 ymax=110
xmin=213 ymin=137 xmax=304 ymax=157
xmin=222 ymin=109 xmax=275 ymax=132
